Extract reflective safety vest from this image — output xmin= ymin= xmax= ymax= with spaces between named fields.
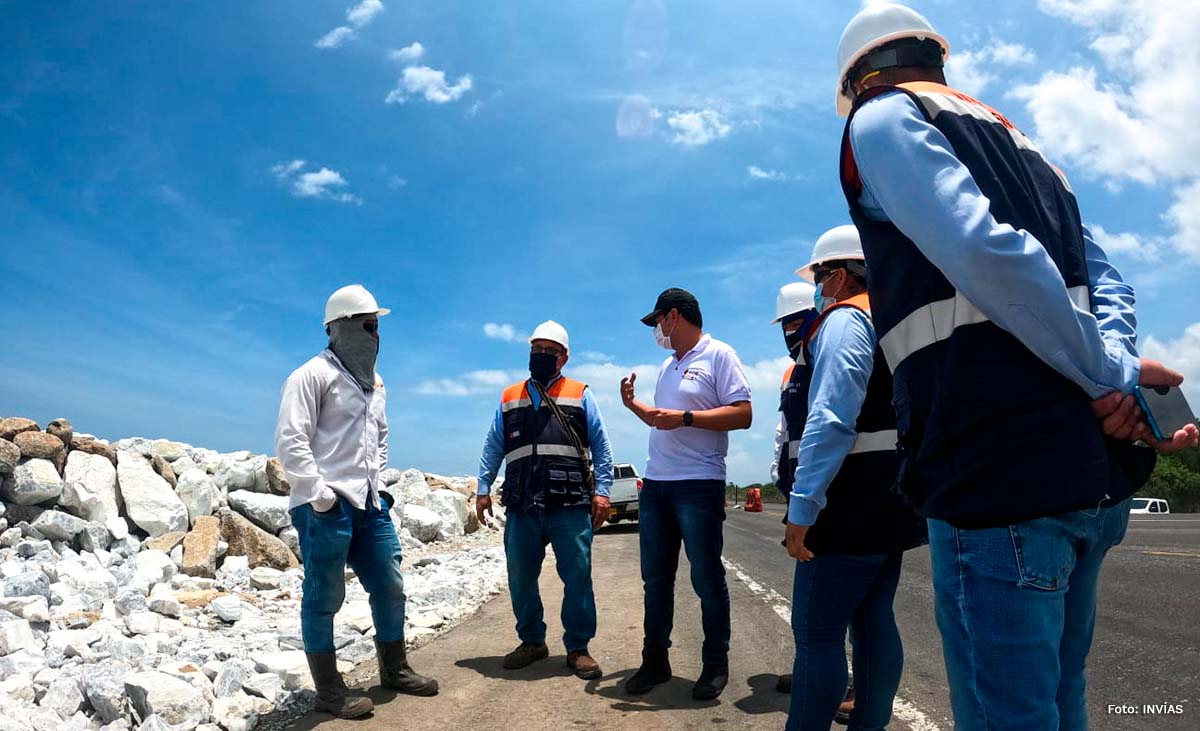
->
xmin=499 ymin=377 xmax=593 ymax=511
xmin=783 ymin=294 xmax=925 ymax=555
xmin=841 ymin=82 xmax=1155 ymax=528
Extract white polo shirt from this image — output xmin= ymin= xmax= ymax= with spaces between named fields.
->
xmin=646 ymin=335 xmax=752 ymax=481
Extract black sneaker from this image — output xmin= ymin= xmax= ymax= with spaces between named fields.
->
xmin=624 ymin=649 xmax=672 ymax=695
xmin=692 ymin=664 xmax=729 ymax=700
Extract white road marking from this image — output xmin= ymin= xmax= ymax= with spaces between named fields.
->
xmin=722 ymin=556 xmax=942 ymax=731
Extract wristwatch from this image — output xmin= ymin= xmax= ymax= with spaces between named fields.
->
xmin=683 ymin=410 xmax=694 ymax=427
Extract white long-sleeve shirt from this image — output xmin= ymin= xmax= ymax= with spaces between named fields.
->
xmin=275 ymin=349 xmax=387 ymax=511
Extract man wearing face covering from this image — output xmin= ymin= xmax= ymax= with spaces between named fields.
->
xmin=476 ymin=320 xmax=614 ymax=682
xmin=276 ymin=284 xmax=438 ymax=719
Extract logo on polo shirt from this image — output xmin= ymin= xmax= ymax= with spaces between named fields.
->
xmin=681 ymin=368 xmax=706 ymax=382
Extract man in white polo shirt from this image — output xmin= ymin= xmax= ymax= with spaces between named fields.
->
xmin=620 ymin=287 xmax=753 ymax=701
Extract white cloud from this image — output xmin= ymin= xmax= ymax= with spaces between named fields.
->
xmin=1089 ymin=224 xmax=1160 ymax=261
xmin=270 ymin=160 xmax=362 ymax=205
xmin=385 ymin=65 xmax=473 ymax=104
xmin=346 ymin=0 xmax=384 ymax=28
xmin=748 ymin=165 xmax=787 ymax=182
xmin=1141 ymin=322 xmax=1200 ymax=408
xmin=1010 ymin=0 xmax=1200 ymax=260
xmin=388 ymin=175 xmax=408 ymax=190
xmin=945 ymin=41 xmax=1035 ymax=97
xmin=390 ymin=42 xmax=425 ymax=63
xmin=270 ymin=159 xmax=306 ymax=179
xmin=483 ymin=323 xmax=524 ymax=343
xmin=415 ymin=369 xmax=521 ymax=397
xmin=315 ymin=26 xmax=355 ymax=49
xmin=667 ymin=109 xmax=731 ymax=147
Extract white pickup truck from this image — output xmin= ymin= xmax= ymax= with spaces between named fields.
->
xmin=606 ymin=463 xmax=642 ymax=524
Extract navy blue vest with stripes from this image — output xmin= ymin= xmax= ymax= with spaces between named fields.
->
xmin=500 ymin=378 xmax=592 ymax=512
xmin=782 ymin=298 xmax=926 ymax=555
xmin=840 ymin=82 xmax=1155 ymax=528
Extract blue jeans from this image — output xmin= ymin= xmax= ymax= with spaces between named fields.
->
xmin=291 ymin=497 xmax=407 ymax=653
xmin=504 ymin=505 xmax=596 ymax=652
xmin=639 ymin=478 xmax=730 ymax=666
xmin=929 ymin=498 xmax=1132 ymax=731
xmin=787 ymin=552 xmax=904 ymax=731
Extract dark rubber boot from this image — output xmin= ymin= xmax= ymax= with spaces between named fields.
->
xmin=692 ymin=663 xmax=729 ymax=700
xmin=375 ymin=639 xmax=439 ymax=696
xmin=775 ymin=673 xmax=792 ymax=694
xmin=306 ymin=652 xmax=374 ymax=719
xmin=624 ymin=648 xmax=672 ymax=695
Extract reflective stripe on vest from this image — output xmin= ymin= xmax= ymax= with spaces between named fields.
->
xmin=504 ymin=443 xmax=580 ymax=463
xmin=879 ymin=284 xmax=1091 ymax=372
xmin=849 ymin=429 xmax=898 ymax=454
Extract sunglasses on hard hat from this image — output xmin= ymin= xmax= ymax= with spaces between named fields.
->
xmin=813 ymin=267 xmax=841 ymax=284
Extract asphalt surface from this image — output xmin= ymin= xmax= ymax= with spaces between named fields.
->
xmin=724 ymin=505 xmax=1200 ymax=730
xmin=277 ymin=509 xmax=1199 ymax=731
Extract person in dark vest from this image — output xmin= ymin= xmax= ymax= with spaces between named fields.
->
xmin=769 ymin=281 xmax=859 ymax=723
xmin=833 ymin=4 xmax=1199 ymax=729
xmin=781 ymin=227 xmax=927 ymax=731
xmin=476 ymin=320 xmax=615 ymax=681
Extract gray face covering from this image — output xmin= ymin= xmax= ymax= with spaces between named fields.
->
xmin=328 ymin=317 xmax=379 ymax=391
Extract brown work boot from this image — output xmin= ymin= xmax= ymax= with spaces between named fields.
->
xmin=834 ymin=682 xmax=855 ymax=725
xmin=375 ymin=639 xmax=439 ymax=696
xmin=306 ymin=652 xmax=374 ymax=719
xmin=502 ymin=641 xmax=550 ymax=669
xmin=567 ymin=649 xmax=602 ymax=680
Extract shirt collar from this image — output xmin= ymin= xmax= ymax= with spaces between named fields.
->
xmin=674 ymin=334 xmax=711 ymax=364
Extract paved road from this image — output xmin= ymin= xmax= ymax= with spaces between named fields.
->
xmin=280 ymin=510 xmax=1197 ymax=731
xmin=724 ymin=506 xmax=1200 ymax=730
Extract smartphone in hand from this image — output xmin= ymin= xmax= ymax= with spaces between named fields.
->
xmin=1133 ymin=385 xmax=1198 ymax=441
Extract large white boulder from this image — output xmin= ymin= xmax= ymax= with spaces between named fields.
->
xmin=226 ymin=492 xmax=290 ymax=535
xmin=176 ymin=470 xmax=220 ymax=527
xmin=212 ymin=459 xmax=255 ymax=494
xmin=123 ymin=670 xmax=210 ymax=731
xmin=428 ymin=490 xmax=468 ymax=539
xmin=0 ymin=618 xmax=37 ymax=655
xmin=395 ymin=469 xmax=431 ymax=506
xmin=251 ymin=651 xmax=312 ymax=691
xmin=31 ymin=511 xmax=88 ymax=543
xmin=401 ymin=504 xmax=442 ymax=543
xmin=1 ymin=459 xmax=63 ymax=506
xmin=117 ymin=453 xmax=188 ymax=537
xmin=61 ymin=452 xmax=121 ymax=524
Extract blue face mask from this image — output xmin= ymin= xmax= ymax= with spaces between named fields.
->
xmin=813 ymin=282 xmax=831 ymax=313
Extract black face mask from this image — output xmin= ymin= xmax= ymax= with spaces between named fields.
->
xmin=529 ymin=352 xmax=559 ymax=384
xmin=784 ymin=328 xmax=805 ymax=360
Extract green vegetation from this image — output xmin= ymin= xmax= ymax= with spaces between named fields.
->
xmin=1139 ymin=450 xmax=1200 ymax=513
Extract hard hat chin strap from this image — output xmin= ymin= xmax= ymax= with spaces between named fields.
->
xmin=845 ymin=38 xmax=944 ymax=94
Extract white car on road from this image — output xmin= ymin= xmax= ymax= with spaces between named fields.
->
xmin=1130 ymin=498 xmax=1170 ymax=514
xmin=606 ymin=463 xmax=642 ymax=525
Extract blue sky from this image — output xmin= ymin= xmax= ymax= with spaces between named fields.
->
xmin=3 ymin=0 xmax=1198 ymax=485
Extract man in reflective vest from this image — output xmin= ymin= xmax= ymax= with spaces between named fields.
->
xmin=783 ymin=227 xmax=927 ymax=731
xmin=833 ymin=4 xmax=1199 ymax=729
xmin=477 ymin=320 xmax=615 ymax=681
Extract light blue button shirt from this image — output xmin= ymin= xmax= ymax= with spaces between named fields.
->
xmin=848 ymin=90 xmax=1140 ymax=399
xmin=787 ymin=307 xmax=876 ymax=526
xmin=477 ymin=377 xmax=614 ymax=498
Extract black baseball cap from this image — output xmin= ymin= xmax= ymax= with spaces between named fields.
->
xmin=640 ymin=288 xmax=702 ymax=327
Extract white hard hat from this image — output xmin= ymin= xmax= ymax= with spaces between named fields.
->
xmin=796 ymin=225 xmax=865 ymax=282
xmin=323 ymin=284 xmax=391 ymax=326
xmin=772 ymin=282 xmax=816 ymax=324
xmin=529 ymin=320 xmax=569 ymax=350
xmin=835 ymin=2 xmax=949 ymax=117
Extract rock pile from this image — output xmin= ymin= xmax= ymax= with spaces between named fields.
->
xmin=0 ymin=417 xmax=508 ymax=731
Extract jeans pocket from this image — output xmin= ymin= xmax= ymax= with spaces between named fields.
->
xmin=1008 ymin=518 xmax=1074 ymax=591
xmin=312 ymin=495 xmax=342 ymax=519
